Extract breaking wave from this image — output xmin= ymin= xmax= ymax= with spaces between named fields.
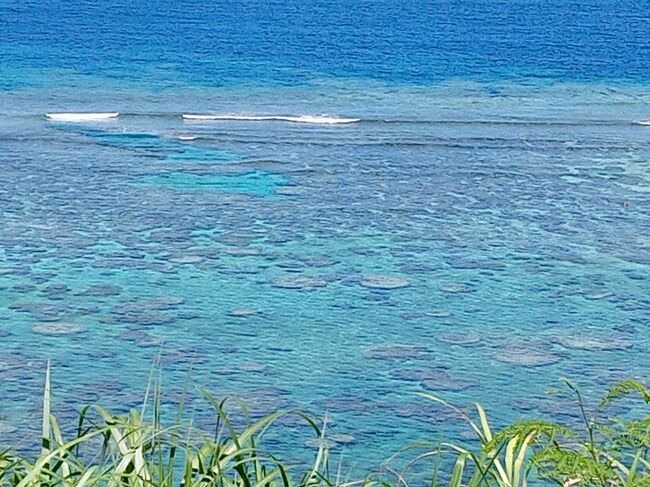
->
xmin=45 ymin=112 xmax=120 ymax=122
xmin=181 ymin=114 xmax=360 ymax=124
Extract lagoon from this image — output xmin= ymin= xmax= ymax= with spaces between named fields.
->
xmin=0 ymin=0 xmax=649 ymax=471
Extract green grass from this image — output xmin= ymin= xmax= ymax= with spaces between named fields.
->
xmin=2 ymin=363 xmax=650 ymax=486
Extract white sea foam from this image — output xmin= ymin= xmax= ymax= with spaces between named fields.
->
xmin=636 ymin=119 xmax=650 ymax=126
xmin=182 ymin=114 xmax=360 ymax=124
xmin=45 ymin=112 xmax=119 ymax=121
xmin=175 ymin=135 xmax=198 ymax=141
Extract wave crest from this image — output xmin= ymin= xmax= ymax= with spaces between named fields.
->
xmin=45 ymin=112 xmax=119 ymax=121
xmin=182 ymin=114 xmax=360 ymax=124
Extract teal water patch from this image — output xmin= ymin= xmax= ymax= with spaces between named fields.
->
xmin=140 ymin=171 xmax=289 ymax=196
xmin=166 ymin=146 xmax=235 ymax=162
xmin=72 ymin=129 xmax=237 ymax=162
xmin=91 ymin=132 xmax=169 ymax=150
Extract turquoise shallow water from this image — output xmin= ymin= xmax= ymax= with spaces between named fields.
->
xmin=1 ymin=82 xmax=649 ymax=471
xmin=1 ymin=0 xmax=650 ymax=476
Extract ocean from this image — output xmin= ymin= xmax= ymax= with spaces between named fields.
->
xmin=1 ymin=0 xmax=649 ymax=472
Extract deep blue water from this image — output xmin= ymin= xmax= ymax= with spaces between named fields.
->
xmin=2 ymin=0 xmax=650 ymax=87
xmin=1 ymin=0 xmax=650 ymax=478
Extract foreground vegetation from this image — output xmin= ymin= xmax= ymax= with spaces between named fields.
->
xmin=2 ymin=364 xmax=650 ymax=486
